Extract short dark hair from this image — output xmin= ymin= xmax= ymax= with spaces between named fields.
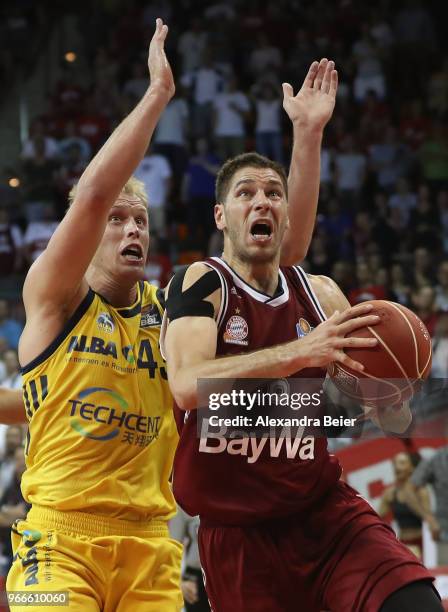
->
xmin=215 ymin=152 xmax=288 ymax=203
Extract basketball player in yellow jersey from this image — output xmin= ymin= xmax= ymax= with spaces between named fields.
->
xmin=6 ymin=19 xmax=183 ymax=612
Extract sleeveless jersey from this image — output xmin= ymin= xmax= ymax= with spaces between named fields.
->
xmin=21 ymin=281 xmax=178 ymax=522
xmin=172 ymin=257 xmax=342 ymax=525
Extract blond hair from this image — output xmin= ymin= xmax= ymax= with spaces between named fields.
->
xmin=68 ymin=176 xmax=148 ymax=208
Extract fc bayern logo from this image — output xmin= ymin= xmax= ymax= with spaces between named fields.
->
xmin=224 ymin=315 xmax=249 ymax=346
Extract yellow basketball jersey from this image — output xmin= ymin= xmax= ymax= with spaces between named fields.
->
xmin=21 ymin=281 xmax=178 ymax=521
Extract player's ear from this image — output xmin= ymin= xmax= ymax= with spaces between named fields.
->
xmin=215 ymin=203 xmax=226 ymax=230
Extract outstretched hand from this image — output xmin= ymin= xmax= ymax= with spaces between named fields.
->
xmin=148 ymin=18 xmax=175 ymax=98
xmin=282 ymin=58 xmax=338 ymax=130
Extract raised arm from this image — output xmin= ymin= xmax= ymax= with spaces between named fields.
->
xmin=280 ymin=59 xmax=338 ymax=265
xmin=164 ymin=265 xmax=380 ymax=411
xmin=0 ymin=388 xmax=26 ymax=424
xmin=23 ymin=19 xmax=174 ymax=313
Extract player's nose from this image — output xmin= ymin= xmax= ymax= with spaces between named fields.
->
xmin=252 ymin=189 xmax=271 ymax=211
xmin=125 ymin=217 xmax=140 ymax=235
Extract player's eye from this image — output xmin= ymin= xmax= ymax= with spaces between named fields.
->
xmin=268 ymin=190 xmax=281 ymax=198
xmin=110 ymin=215 xmax=121 ymax=223
xmin=136 ymin=217 xmax=145 ymax=226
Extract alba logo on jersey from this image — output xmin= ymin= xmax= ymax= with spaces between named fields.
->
xmin=97 ymin=312 xmax=115 ymax=334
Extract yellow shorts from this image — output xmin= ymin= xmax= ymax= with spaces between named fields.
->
xmin=6 ymin=505 xmax=183 ymax=612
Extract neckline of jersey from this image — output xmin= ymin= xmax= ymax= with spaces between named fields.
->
xmin=212 ymin=257 xmax=285 ymax=302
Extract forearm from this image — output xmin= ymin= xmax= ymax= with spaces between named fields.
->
xmin=281 ymin=124 xmax=323 ymax=265
xmin=171 ymin=341 xmax=308 ymax=411
xmin=76 ymin=85 xmax=171 ymax=206
xmin=0 ymin=388 xmax=26 ymax=424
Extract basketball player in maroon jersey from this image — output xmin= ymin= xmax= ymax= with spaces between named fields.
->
xmin=163 ymin=154 xmax=442 ymax=611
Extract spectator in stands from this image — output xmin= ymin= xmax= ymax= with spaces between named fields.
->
xmin=122 ymin=60 xmax=148 ymax=105
xmin=0 ymin=208 xmax=23 ymax=276
xmin=213 ymin=76 xmax=250 ymax=160
xmin=0 ymin=445 xmax=28 ymax=576
xmin=352 ymin=24 xmax=386 ymax=102
xmin=418 ymin=120 xmax=448 ymax=194
xmin=409 ymin=184 xmax=440 ymax=251
xmin=0 ymin=301 xmax=22 ymax=351
xmin=379 ymin=451 xmax=429 ymax=559
xmin=413 ymin=246 xmax=436 ymax=288
xmin=348 ymin=261 xmax=386 ymax=304
xmin=0 ymin=350 xmax=21 ymax=391
xmin=181 ymin=49 xmax=224 ymax=140
xmin=411 ymin=285 xmax=439 ymax=337
xmin=388 ymin=177 xmax=417 ymax=226
xmin=21 ymin=137 xmax=59 ymax=222
xmin=75 ymin=94 xmax=110 ymax=153
xmin=182 ymin=138 xmax=220 ymax=246
xmin=21 ymin=119 xmax=59 ymax=161
xmin=134 ymin=148 xmax=172 ymax=237
xmin=170 ymin=506 xmax=210 ymax=612
xmin=412 ymin=444 xmax=448 ymax=565
xmin=58 ymin=120 xmax=91 ymax=163
xmin=369 ymin=124 xmax=412 ymax=193
xmin=23 ymin=203 xmax=59 ymax=265
xmin=0 ymin=425 xmax=22 ymax=498
xmin=437 ymin=190 xmax=448 ymax=253
xmin=435 ymin=261 xmax=448 ymax=312
xmin=153 ymin=88 xmax=189 ymax=196
xmin=431 ymin=314 xmax=448 ymax=378
xmin=253 ymin=81 xmax=283 ymax=163
xmin=177 ymin=18 xmax=208 ymax=75
xmin=427 ymin=56 xmax=448 ymax=116
xmin=333 ymin=133 xmax=367 ymax=207
xmin=248 ymin=32 xmax=282 ymax=82
xmin=56 ymin=143 xmax=88 ymax=211
xmin=390 ymin=263 xmax=412 ymax=306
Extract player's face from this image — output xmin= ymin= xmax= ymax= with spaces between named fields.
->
xmin=215 ymin=166 xmax=289 ymax=263
xmin=94 ymin=196 xmax=149 ymax=281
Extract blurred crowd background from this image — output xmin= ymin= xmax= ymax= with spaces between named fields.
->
xmin=1 ymin=0 xmax=448 ymax=592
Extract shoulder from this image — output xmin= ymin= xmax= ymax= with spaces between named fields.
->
xmin=306 ymin=274 xmax=350 ymax=318
xmin=165 ymin=262 xmax=223 ymax=320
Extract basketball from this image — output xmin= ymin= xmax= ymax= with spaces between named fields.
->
xmin=329 ymin=300 xmax=432 ymax=407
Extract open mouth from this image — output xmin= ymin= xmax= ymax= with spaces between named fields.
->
xmin=250 ymin=221 xmax=273 ymax=242
xmin=121 ymin=244 xmax=143 ymax=262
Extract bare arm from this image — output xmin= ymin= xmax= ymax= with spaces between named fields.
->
xmin=280 ymin=59 xmax=338 ymax=265
xmin=0 ymin=388 xmax=26 ymax=424
xmin=23 ymin=19 xmax=174 ymax=313
xmin=20 ymin=20 xmax=174 ymax=366
xmin=378 ymin=486 xmax=394 ymax=519
xmin=165 ymin=265 xmax=379 ymax=411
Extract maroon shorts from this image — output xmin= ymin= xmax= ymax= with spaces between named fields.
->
xmin=198 ymin=481 xmax=435 ymax=612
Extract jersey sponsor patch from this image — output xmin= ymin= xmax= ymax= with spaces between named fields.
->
xmin=140 ymin=304 xmax=162 ymax=328
xmin=296 ymin=317 xmax=313 ymax=338
xmin=97 ymin=312 xmax=114 ymax=334
xmin=223 ymin=315 xmax=249 ymax=346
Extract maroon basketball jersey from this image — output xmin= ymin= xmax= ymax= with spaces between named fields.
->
xmin=172 ymin=257 xmax=342 ymax=525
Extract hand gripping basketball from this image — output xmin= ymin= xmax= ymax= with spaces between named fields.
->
xmin=298 ymin=303 xmax=380 ymax=372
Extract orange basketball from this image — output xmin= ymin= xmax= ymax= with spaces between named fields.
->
xmin=329 ymin=300 xmax=432 ymax=407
